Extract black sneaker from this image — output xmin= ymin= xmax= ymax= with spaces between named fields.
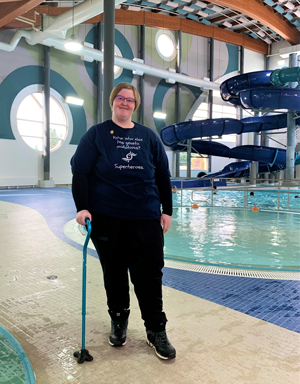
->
xmin=146 ymin=329 xmax=176 ymax=360
xmin=109 ymin=318 xmax=128 ymax=346
xmin=108 ymin=309 xmax=130 ymax=347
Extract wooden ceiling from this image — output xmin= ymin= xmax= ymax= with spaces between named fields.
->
xmin=0 ymin=0 xmax=299 ymax=52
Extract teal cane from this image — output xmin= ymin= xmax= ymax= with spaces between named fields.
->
xmin=74 ymin=217 xmax=93 ymax=364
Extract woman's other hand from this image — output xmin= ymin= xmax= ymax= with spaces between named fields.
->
xmin=76 ymin=210 xmax=92 ymax=225
xmin=160 ymin=214 xmax=171 ymax=234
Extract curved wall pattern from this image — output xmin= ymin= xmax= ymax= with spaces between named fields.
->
xmin=0 ymin=66 xmax=86 ymax=144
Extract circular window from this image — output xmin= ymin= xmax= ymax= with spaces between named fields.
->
xmin=155 ymin=30 xmax=177 ymax=61
xmin=16 ymin=92 xmax=68 ymax=152
xmin=114 ymin=46 xmax=123 ymax=78
xmin=102 ymin=45 xmax=123 ymax=78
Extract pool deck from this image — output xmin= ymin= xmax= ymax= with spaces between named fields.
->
xmin=0 ymin=188 xmax=299 ymax=384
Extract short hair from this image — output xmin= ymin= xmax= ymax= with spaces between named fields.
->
xmin=109 ymin=82 xmax=141 ymax=111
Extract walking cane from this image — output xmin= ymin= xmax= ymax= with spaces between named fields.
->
xmin=74 ymin=217 xmax=94 ymax=364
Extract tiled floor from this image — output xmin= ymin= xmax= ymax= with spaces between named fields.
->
xmin=0 ymin=334 xmax=26 ymax=383
xmin=0 ymin=188 xmax=300 ymax=384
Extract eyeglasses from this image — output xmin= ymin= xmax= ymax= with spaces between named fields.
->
xmin=115 ymin=95 xmax=136 ymax=104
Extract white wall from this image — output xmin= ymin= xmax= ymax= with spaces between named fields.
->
xmin=244 ymin=49 xmax=265 ymax=72
xmin=0 ymin=140 xmax=40 ymax=187
xmin=0 ymin=139 xmax=75 ymax=187
xmin=51 ymin=146 xmax=76 ymax=185
xmin=268 ymin=41 xmax=291 ymax=70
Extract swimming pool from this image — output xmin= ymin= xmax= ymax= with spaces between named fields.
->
xmin=173 ymin=189 xmax=300 ymax=212
xmin=165 ymin=190 xmax=300 ymax=271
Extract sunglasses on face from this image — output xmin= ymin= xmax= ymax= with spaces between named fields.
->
xmin=115 ymin=95 xmax=136 ymax=104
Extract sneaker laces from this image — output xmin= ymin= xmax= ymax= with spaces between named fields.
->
xmin=113 ymin=320 xmax=127 ymax=336
xmin=152 ymin=331 xmax=169 ymax=346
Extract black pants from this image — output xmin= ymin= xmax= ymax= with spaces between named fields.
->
xmin=90 ymin=212 xmax=167 ymax=330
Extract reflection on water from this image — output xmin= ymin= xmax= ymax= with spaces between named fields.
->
xmin=164 ymin=207 xmax=300 ymax=270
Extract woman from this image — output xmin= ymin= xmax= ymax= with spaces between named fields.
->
xmin=71 ymin=83 xmax=176 ymax=360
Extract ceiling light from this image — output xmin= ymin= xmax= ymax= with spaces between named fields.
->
xmin=153 ymin=112 xmax=166 ymax=119
xmin=65 ymin=96 xmax=84 ymax=106
xmin=223 ymin=21 xmax=232 ymax=28
xmin=64 ymin=39 xmax=82 ymax=51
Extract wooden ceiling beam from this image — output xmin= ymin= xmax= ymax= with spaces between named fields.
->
xmin=209 ymin=12 xmax=237 ymax=23
xmin=0 ymin=0 xmax=43 ymax=29
xmin=0 ymin=7 xmax=269 ymax=54
xmin=210 ymin=0 xmax=299 ymax=45
xmin=236 ymin=24 xmax=263 ymax=33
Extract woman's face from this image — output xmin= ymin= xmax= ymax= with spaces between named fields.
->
xmin=112 ymin=88 xmax=136 ymax=122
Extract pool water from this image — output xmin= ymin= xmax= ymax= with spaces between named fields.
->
xmin=164 ymin=206 xmax=300 ymax=271
xmin=173 ymin=189 xmax=300 ymax=212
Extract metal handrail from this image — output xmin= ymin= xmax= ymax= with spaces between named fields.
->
xmin=172 ymin=176 xmax=300 ymax=211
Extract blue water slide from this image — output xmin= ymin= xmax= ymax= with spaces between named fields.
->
xmin=201 ymin=161 xmax=284 ymax=183
xmin=240 ymin=87 xmax=300 ymax=111
xmin=161 ymin=68 xmax=300 ymax=188
xmin=220 ymin=69 xmax=300 ymax=110
xmin=162 ymin=114 xmax=299 ymax=149
xmin=172 ymin=161 xmax=252 ymax=189
xmin=171 ymin=159 xmax=285 ymax=189
xmin=220 ymin=70 xmax=273 ymax=106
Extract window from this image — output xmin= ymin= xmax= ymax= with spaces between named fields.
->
xmin=193 ymin=102 xmax=208 ymax=121
xmin=155 ymin=30 xmax=177 ymax=61
xmin=157 ymin=34 xmax=174 ymax=58
xmin=180 ymin=152 xmax=208 ymax=174
xmin=192 ymin=102 xmax=237 ymax=143
xmin=102 ymin=46 xmax=123 ymax=78
xmin=16 ymin=92 xmax=68 ymax=152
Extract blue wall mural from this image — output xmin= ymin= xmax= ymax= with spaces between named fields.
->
xmin=153 ymin=78 xmax=202 ymax=134
xmin=85 ymin=27 xmax=134 ymax=86
xmin=224 ymin=43 xmax=239 ymax=76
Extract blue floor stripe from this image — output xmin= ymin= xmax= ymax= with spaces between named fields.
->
xmin=0 ymin=325 xmax=36 ymax=384
xmin=163 ymin=268 xmax=300 ymax=333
